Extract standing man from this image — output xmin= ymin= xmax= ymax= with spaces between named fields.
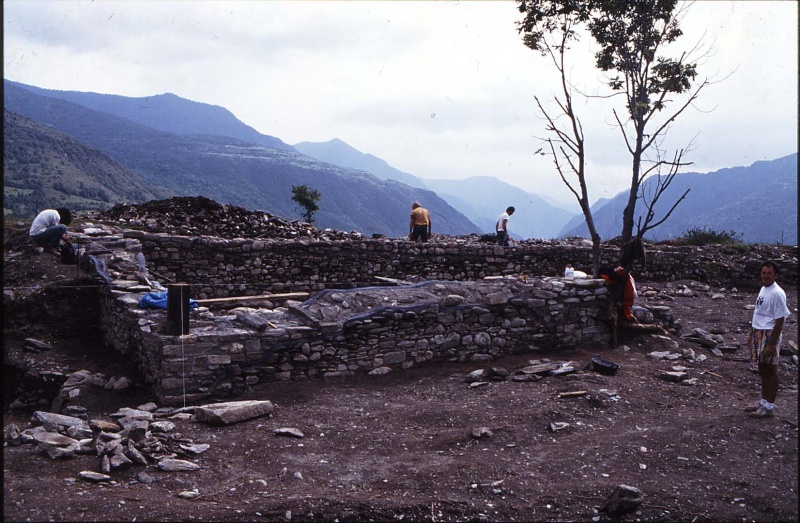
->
xmin=744 ymin=260 xmax=791 ymax=418
xmin=495 ymin=206 xmax=515 ymax=246
xmin=29 ymin=207 xmax=72 ymax=255
xmin=409 ymin=202 xmax=432 ymax=243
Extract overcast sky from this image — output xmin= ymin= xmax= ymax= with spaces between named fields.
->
xmin=3 ymin=0 xmax=797 ymax=206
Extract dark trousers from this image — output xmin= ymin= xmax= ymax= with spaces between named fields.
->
xmin=31 ymin=224 xmax=67 ymax=247
xmin=411 ymin=225 xmax=429 ymax=243
xmin=496 ymin=230 xmax=509 ymax=246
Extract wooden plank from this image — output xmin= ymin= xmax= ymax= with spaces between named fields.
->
xmin=558 ymin=390 xmax=587 ymax=399
xmin=196 ymin=292 xmax=309 ymax=304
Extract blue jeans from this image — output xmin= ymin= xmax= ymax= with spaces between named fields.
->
xmin=31 ymin=224 xmax=67 ymax=247
xmin=496 ymin=230 xmax=509 ymax=246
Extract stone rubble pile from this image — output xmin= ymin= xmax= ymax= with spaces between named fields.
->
xmin=464 ymin=358 xmax=584 ymax=387
xmin=85 ymin=196 xmax=363 ymax=240
xmin=3 ymin=399 xmax=274 ymax=485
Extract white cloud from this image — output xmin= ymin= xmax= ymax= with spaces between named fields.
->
xmin=3 ymin=0 xmax=797 ymax=205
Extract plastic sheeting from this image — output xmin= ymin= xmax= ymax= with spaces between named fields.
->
xmin=138 ymin=291 xmax=200 ymax=310
xmin=85 ymin=255 xmax=113 ymax=289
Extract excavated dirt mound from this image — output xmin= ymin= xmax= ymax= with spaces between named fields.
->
xmin=3 ymin=215 xmax=798 ymax=522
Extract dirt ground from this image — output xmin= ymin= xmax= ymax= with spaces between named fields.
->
xmin=3 ymin=241 xmax=799 ymax=522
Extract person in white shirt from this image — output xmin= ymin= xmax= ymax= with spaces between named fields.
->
xmin=744 ymin=260 xmax=792 ymax=418
xmin=29 ymin=207 xmax=72 ymax=255
xmin=495 ymin=206 xmax=515 ymax=246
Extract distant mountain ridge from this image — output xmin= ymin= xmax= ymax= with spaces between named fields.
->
xmin=293 ymin=139 xmax=428 ymax=189
xmin=559 ymin=153 xmax=798 ymax=244
xmin=3 ymin=110 xmax=168 ymax=217
xmin=292 ymin=139 xmax=578 ymax=239
xmin=4 ymin=80 xmax=294 ymax=152
xmin=422 ymin=177 xmax=576 ymax=240
xmin=5 ymin=79 xmax=796 ymax=244
xmin=3 ymin=80 xmax=478 ymax=237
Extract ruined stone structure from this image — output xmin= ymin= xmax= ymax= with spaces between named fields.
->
xmin=101 ymin=276 xmax=610 ymax=405
xmin=129 ymin=231 xmax=778 ymax=299
xmin=95 ymin=231 xmax=796 ymax=405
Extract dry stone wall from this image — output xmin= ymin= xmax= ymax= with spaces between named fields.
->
xmin=129 ymin=231 xmax=797 ymax=298
xmin=98 ymin=232 xmax=796 ymax=404
xmin=100 ymin=277 xmax=610 ymax=405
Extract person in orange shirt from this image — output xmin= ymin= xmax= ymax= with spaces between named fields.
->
xmin=409 ymin=202 xmax=432 ymax=243
xmin=600 ymin=266 xmax=638 ymax=322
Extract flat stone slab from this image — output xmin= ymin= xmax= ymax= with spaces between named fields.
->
xmin=78 ymin=471 xmax=112 ymax=483
xmin=89 ymin=420 xmax=122 ymax=432
xmin=194 ymin=400 xmax=274 ymax=425
xmin=33 ymin=432 xmax=81 ymax=459
xmin=179 ymin=443 xmax=210 ymax=455
xmin=24 ymin=338 xmax=54 ymax=351
xmin=31 ymin=411 xmax=87 ymax=429
xmin=157 ymin=458 xmax=201 ymax=472
xmin=273 ymin=427 xmax=304 ymax=438
xmin=109 ymin=408 xmax=153 ymax=420
xmin=32 ymin=432 xmax=80 ymax=448
xmin=658 ymin=370 xmax=688 ymax=382
xmin=518 ymin=363 xmax=559 ymax=375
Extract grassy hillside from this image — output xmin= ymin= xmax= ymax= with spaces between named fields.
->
xmin=3 ymin=110 xmax=169 ymax=218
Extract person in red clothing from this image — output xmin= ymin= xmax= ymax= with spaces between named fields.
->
xmin=600 ymin=266 xmax=638 ymax=322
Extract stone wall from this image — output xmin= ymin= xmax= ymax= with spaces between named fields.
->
xmin=98 ymin=232 xmax=796 ymax=404
xmin=129 ymin=231 xmax=797 ymax=298
xmin=99 ymin=277 xmax=611 ymax=405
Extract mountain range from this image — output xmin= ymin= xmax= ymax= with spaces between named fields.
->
xmin=3 ymin=79 xmax=797 ymax=244
xmin=3 ymin=110 xmax=169 ymax=216
xmin=292 ymin=139 xmax=576 ymax=239
xmin=559 ymin=153 xmax=797 ymax=244
xmin=3 ymin=80 xmax=477 ymax=237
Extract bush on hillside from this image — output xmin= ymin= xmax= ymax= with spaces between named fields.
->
xmin=673 ymin=226 xmax=743 ymax=246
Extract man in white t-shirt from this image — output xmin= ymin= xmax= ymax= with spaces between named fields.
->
xmin=744 ymin=260 xmax=791 ymax=418
xmin=29 ymin=207 xmax=72 ymax=255
xmin=495 ymin=206 xmax=515 ymax=246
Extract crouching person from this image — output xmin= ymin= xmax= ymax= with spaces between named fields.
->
xmin=29 ymin=207 xmax=72 ymax=255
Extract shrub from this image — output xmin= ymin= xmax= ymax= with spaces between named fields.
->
xmin=674 ymin=226 xmax=743 ymax=246
xmin=291 ymin=184 xmax=321 ymax=224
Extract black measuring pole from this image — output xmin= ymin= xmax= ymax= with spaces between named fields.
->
xmin=166 ymin=284 xmax=191 ymax=335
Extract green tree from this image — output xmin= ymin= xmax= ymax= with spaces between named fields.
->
xmin=291 ymin=184 xmax=321 ymax=224
xmin=518 ymin=0 xmax=712 ymax=335
xmin=517 ymin=0 xmax=711 ymax=262
xmin=588 ymin=0 xmax=705 ymax=247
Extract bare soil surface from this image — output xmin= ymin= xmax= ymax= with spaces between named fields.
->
xmin=3 ymin=235 xmax=799 ymax=522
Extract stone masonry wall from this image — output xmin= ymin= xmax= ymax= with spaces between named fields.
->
xmin=99 ymin=277 xmax=610 ymax=406
xmin=99 ymin=233 xmax=796 ymax=405
xmin=127 ymin=231 xmax=797 ymax=299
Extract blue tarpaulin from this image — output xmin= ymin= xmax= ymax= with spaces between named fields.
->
xmin=138 ymin=291 xmax=199 ymax=310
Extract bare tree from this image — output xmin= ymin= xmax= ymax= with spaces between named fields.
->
xmin=520 ymin=3 xmax=604 ymax=276
xmin=588 ymin=0 xmax=709 ymax=247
